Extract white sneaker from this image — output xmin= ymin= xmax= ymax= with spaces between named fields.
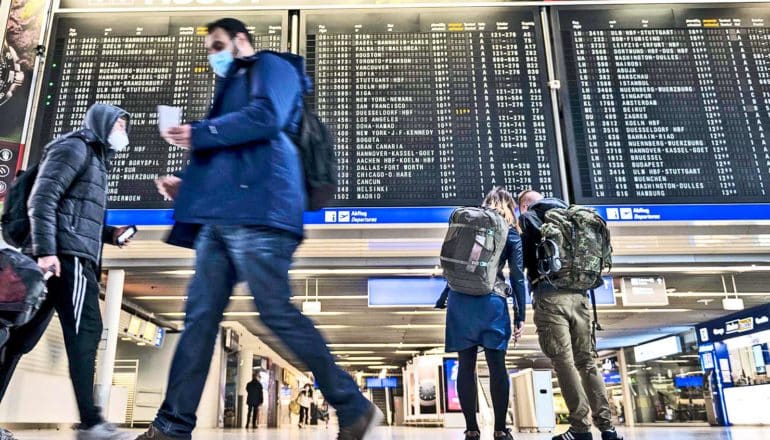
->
xmin=77 ymin=423 xmax=134 ymax=440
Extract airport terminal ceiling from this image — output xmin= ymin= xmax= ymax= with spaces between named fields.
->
xmin=119 ymin=268 xmax=770 ymax=371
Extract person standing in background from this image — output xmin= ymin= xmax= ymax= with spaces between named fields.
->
xmin=245 ymin=373 xmax=263 ymax=429
xmin=298 ymin=385 xmax=313 ymax=428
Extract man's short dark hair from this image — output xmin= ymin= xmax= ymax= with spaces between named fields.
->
xmin=517 ymin=189 xmax=534 ymax=207
xmin=207 ymin=18 xmax=254 ymax=45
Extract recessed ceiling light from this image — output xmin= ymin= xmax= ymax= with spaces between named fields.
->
xmin=331 ymin=351 xmax=375 ymax=355
xmin=338 ymin=361 xmax=384 ymax=366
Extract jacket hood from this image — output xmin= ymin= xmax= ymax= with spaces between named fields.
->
xmin=529 ymin=197 xmax=568 ymax=219
xmin=83 ymin=103 xmax=130 ymax=151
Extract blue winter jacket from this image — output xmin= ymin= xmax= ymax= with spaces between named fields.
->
xmin=172 ymin=51 xmax=312 ymax=238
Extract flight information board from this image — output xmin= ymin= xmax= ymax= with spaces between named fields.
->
xmin=303 ymin=7 xmax=560 ymax=207
xmin=32 ymin=14 xmax=285 ymax=209
xmin=555 ymin=5 xmax=770 ymax=205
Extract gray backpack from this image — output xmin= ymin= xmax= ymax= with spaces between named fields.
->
xmin=440 ymin=207 xmax=509 ymax=296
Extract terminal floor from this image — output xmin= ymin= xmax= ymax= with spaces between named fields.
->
xmin=10 ymin=426 xmax=766 ymax=440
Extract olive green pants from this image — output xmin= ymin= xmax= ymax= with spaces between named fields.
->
xmin=533 ymin=292 xmax=613 ymax=433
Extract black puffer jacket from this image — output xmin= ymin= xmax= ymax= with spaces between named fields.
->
xmin=28 ymin=104 xmax=129 ymax=262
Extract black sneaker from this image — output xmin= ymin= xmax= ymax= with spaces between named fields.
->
xmin=552 ymin=430 xmax=592 ymax=440
xmin=464 ymin=431 xmax=481 ymax=440
xmin=494 ymin=428 xmax=515 ymax=440
xmin=337 ymin=404 xmax=384 ymax=440
xmin=134 ymin=424 xmax=180 ymax=440
xmin=601 ymin=429 xmax=623 ymax=440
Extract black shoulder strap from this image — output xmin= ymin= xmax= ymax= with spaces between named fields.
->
xmin=435 ymin=284 xmax=450 ymax=309
xmin=590 ymin=289 xmax=602 ymax=331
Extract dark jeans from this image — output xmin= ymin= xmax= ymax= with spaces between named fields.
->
xmin=246 ymin=405 xmax=260 ymax=428
xmin=153 ymin=225 xmax=369 ymax=439
xmin=0 ymin=255 xmax=103 ymax=428
xmin=299 ymin=406 xmax=310 ymax=425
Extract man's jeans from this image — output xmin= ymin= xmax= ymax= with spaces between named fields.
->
xmin=533 ymin=290 xmax=613 ymax=433
xmin=154 ymin=225 xmax=369 ymax=439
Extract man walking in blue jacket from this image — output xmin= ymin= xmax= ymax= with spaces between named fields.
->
xmin=139 ymin=18 xmax=380 ymax=440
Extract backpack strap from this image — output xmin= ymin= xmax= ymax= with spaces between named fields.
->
xmin=434 ymin=284 xmax=450 ymax=309
xmin=67 ymin=131 xmax=97 ymax=183
xmin=590 ymin=289 xmax=602 ymax=357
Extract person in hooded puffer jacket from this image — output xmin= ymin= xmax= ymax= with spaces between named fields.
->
xmin=0 ymin=103 xmax=134 ymax=440
xmin=143 ymin=18 xmax=380 ymax=440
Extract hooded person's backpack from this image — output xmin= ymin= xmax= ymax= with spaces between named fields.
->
xmin=535 ymin=205 xmax=612 ymax=291
xmin=440 ymin=207 xmax=509 ymax=296
xmin=1 ymin=132 xmax=92 ymax=248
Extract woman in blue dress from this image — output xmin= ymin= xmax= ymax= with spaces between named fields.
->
xmin=439 ymin=187 xmax=527 ymax=440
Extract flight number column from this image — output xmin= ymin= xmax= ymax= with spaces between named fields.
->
xmin=431 ymin=32 xmax=457 ymax=200
xmin=572 ymin=26 xmax=608 ymax=197
xmin=689 ymin=27 xmax=736 ymax=196
xmin=522 ymin=24 xmax=553 ymax=193
xmin=315 ymin=33 xmax=352 ymax=201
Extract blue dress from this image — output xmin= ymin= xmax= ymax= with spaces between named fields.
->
xmin=444 ymin=228 xmax=527 ymax=353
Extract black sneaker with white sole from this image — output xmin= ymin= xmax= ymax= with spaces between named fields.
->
xmin=337 ymin=404 xmax=384 ymax=440
xmin=552 ymin=430 xmax=592 ymax=440
xmin=601 ymin=429 xmax=623 ymax=440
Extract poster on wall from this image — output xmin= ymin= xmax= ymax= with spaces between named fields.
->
xmin=0 ymin=0 xmax=48 ymax=205
xmin=416 ymin=358 xmax=438 ymax=414
xmin=443 ymin=358 xmax=461 ymax=412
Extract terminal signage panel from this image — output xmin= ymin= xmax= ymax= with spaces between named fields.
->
xmin=696 ymin=304 xmax=770 ymax=344
xmin=304 ymin=8 xmax=561 ymax=207
xmin=368 ymin=277 xmax=446 ymax=307
xmin=366 ymin=377 xmax=398 ymax=388
xmin=554 ymin=5 xmax=770 ymax=206
xmin=32 ymin=14 xmax=285 ymax=209
xmin=634 ymin=335 xmax=682 ymax=362
xmin=621 ymin=276 xmax=668 ymax=306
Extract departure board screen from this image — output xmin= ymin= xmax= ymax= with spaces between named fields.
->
xmin=555 ymin=5 xmax=770 ymax=205
xmin=32 ymin=14 xmax=286 ymax=209
xmin=304 ymin=8 xmax=560 ymax=207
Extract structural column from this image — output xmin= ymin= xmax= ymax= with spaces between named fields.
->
xmin=95 ymin=269 xmax=125 ymax=411
xmin=618 ymin=349 xmax=636 ymax=428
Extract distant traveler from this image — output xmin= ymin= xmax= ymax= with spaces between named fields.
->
xmin=0 ymin=104 xmax=134 ymax=440
xmin=139 ymin=17 xmax=380 ymax=440
xmin=518 ymin=190 xmax=622 ymax=440
xmin=437 ymin=187 xmax=527 ymax=440
xmin=245 ymin=373 xmax=263 ymax=429
xmin=298 ymin=385 xmax=313 ymax=428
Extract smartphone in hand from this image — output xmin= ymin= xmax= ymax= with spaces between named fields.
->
xmin=117 ymin=226 xmax=138 ymax=245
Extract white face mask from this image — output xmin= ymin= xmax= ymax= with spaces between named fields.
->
xmin=108 ymin=131 xmax=130 ymax=152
